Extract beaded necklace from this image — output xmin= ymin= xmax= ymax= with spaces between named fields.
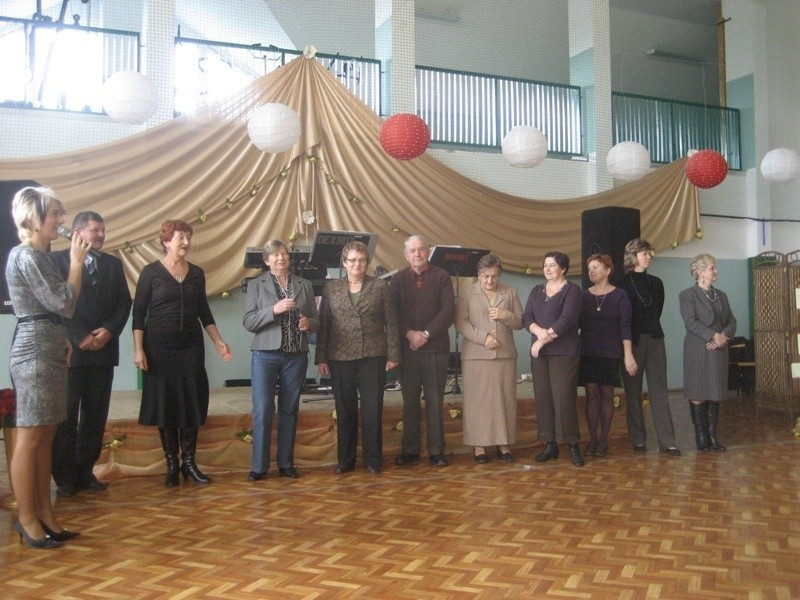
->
xmin=628 ymin=272 xmax=653 ymax=308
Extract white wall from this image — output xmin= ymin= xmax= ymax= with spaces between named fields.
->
xmin=415 ymin=0 xmax=570 ymax=83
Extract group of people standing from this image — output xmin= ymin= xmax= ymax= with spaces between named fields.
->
xmin=5 ymin=185 xmax=737 ymax=550
xmin=6 ymin=187 xmax=233 ymax=548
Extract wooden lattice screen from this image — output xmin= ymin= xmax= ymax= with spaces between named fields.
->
xmin=753 ymin=251 xmax=799 ymax=417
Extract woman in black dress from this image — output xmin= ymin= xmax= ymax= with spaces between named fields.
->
xmin=133 ymin=220 xmax=232 ymax=486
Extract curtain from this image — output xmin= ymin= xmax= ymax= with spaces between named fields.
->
xmin=0 ymin=55 xmax=699 ymax=295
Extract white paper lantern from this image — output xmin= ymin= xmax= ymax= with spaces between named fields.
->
xmin=606 ymin=141 xmax=651 ymax=181
xmin=760 ymin=148 xmax=800 ymax=184
xmin=247 ymin=103 xmax=301 ymax=153
xmin=102 ymin=71 xmax=158 ymax=125
xmin=501 ymin=126 xmax=548 ymax=168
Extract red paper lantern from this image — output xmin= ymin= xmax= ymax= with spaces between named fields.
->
xmin=684 ymin=149 xmax=728 ymax=189
xmin=379 ymin=113 xmax=430 ymax=160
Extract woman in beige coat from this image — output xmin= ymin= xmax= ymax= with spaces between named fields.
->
xmin=455 ymin=254 xmax=523 ymax=463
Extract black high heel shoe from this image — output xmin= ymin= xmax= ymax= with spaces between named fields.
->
xmin=181 ymin=455 xmax=212 ymax=484
xmin=13 ymin=521 xmax=61 ymax=549
xmin=41 ymin=522 xmax=81 ymax=542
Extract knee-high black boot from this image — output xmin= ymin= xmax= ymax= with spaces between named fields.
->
xmin=158 ymin=428 xmax=181 ymax=487
xmin=689 ymin=402 xmax=711 ymax=452
xmin=707 ymin=402 xmax=726 ymax=451
xmin=180 ymin=428 xmax=211 ymax=484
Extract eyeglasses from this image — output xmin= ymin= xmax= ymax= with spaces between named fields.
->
xmin=344 ymin=257 xmax=367 ymax=264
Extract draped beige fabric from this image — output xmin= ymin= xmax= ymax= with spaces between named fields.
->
xmin=0 ymin=54 xmax=699 ymax=295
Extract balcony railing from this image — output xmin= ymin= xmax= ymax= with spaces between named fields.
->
xmin=0 ymin=20 xmax=742 ymax=169
xmin=174 ymin=37 xmax=382 ymax=116
xmin=612 ymin=92 xmax=742 ymax=170
xmin=0 ymin=16 xmax=140 ymax=113
xmin=415 ymin=65 xmax=583 ymax=156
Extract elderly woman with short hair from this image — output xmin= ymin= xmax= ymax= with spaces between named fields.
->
xmin=243 ymin=240 xmax=319 ymax=482
xmin=679 ymin=253 xmax=736 ymax=452
xmin=455 ymin=254 xmax=523 ymax=463
xmin=316 ymin=241 xmax=400 ymax=475
xmin=133 ymin=220 xmax=233 ymax=487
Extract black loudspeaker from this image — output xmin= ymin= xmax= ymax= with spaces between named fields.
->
xmin=1 ymin=180 xmax=43 ymax=313
xmin=581 ymin=207 xmax=640 ymax=288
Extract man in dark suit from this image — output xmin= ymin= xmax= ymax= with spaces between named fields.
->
xmin=389 ymin=235 xmax=455 ymax=468
xmin=51 ymin=211 xmax=132 ymax=497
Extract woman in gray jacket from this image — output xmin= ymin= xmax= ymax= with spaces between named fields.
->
xmin=243 ymin=240 xmax=319 ymax=481
xmin=679 ymin=254 xmax=736 ymax=452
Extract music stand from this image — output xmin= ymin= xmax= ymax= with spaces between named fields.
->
xmin=429 ymin=246 xmax=490 ymax=395
xmin=309 ymin=230 xmax=380 ymax=268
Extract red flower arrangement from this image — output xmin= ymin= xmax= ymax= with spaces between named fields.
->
xmin=0 ymin=388 xmax=16 ymax=428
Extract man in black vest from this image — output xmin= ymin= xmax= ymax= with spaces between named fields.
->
xmin=51 ymin=211 xmax=132 ymax=497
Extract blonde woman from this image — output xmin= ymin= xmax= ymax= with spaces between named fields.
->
xmin=679 ymin=254 xmax=736 ymax=451
xmin=6 ymin=186 xmax=89 ymax=548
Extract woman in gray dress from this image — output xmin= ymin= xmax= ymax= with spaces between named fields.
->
xmin=679 ymin=254 xmax=736 ymax=452
xmin=6 ymin=186 xmax=90 ymax=548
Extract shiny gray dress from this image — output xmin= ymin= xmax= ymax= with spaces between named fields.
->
xmin=6 ymin=245 xmax=77 ymax=426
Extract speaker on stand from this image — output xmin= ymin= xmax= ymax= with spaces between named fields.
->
xmin=581 ymin=207 xmax=640 ymax=288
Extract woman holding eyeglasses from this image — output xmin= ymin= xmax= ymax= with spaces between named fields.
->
xmin=316 ymin=241 xmax=400 ymax=474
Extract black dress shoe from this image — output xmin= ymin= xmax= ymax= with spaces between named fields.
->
xmin=279 ymin=467 xmax=300 ymax=479
xmin=83 ymin=476 xmax=108 ymax=492
xmin=473 ymin=453 xmax=489 ymax=464
xmin=334 ymin=464 xmax=355 ymax=475
xmin=594 ymin=443 xmax=608 ymax=458
xmin=41 ymin=522 xmax=81 ymax=542
xmin=247 ymin=471 xmax=267 ymax=482
xmin=534 ymin=442 xmax=559 ymax=462
xmin=662 ymin=447 xmax=682 ymax=456
xmin=633 ymin=444 xmax=646 ymax=453
xmin=56 ymin=485 xmax=78 ymax=498
xmin=365 ymin=465 xmax=381 ymax=474
xmin=568 ymin=443 xmax=585 ymax=466
xmin=429 ymin=454 xmax=449 ymax=467
xmin=394 ymin=453 xmax=420 ymax=466
xmin=496 ymin=448 xmax=515 ymax=462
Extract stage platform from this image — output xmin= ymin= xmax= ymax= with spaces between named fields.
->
xmin=87 ymin=384 xmax=542 ymax=480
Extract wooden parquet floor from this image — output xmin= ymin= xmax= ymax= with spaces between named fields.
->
xmin=2 ymin=396 xmax=799 ymax=599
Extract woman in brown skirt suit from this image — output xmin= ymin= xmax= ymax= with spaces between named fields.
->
xmin=455 ymin=254 xmax=523 ymax=463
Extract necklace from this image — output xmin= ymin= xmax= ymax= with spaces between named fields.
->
xmin=595 ymin=292 xmax=607 ymax=311
xmin=702 ymin=287 xmax=718 ymax=302
xmin=163 ymin=259 xmax=187 ymax=283
xmin=629 ymin=273 xmax=653 ymax=308
xmin=544 ymin=281 xmax=566 ymax=302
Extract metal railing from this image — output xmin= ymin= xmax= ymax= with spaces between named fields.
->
xmin=612 ymin=92 xmax=742 ymax=170
xmin=174 ymin=37 xmax=382 ymax=116
xmin=0 ymin=19 xmax=743 ymax=169
xmin=415 ymin=65 xmax=583 ymax=155
xmin=0 ymin=16 xmax=140 ymax=113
